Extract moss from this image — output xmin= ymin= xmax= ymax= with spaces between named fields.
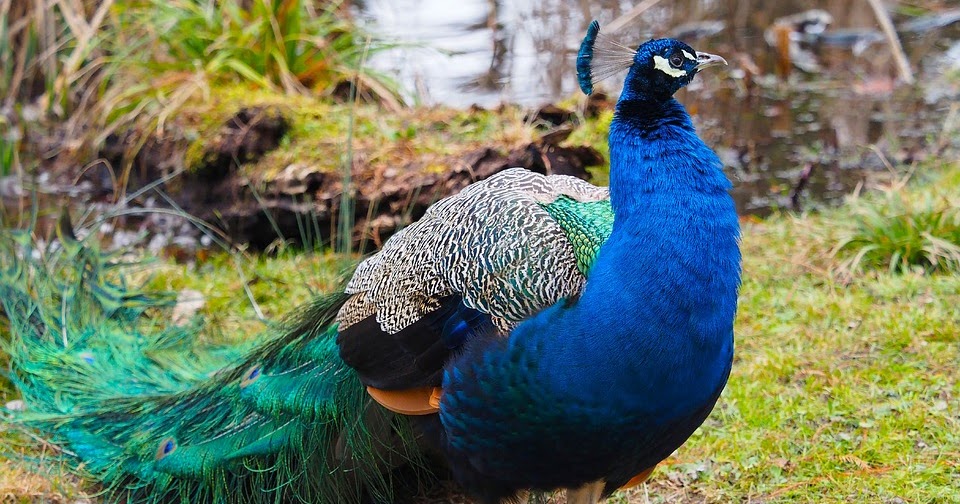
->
xmin=565 ymin=109 xmax=613 ymax=185
xmin=177 ymin=86 xmax=539 ymax=181
xmin=180 ymin=87 xmax=324 ymax=172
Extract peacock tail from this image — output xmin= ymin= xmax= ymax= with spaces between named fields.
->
xmin=1 ymin=169 xmax=617 ymax=503
xmin=0 ymin=217 xmax=425 ymax=503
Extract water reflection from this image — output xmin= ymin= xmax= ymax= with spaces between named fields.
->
xmin=357 ymin=0 xmax=960 ymax=214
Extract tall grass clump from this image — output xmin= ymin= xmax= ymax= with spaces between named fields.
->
xmin=92 ymin=0 xmax=397 ymax=183
xmin=0 ymin=0 xmax=399 ymax=175
xmin=112 ymin=0 xmax=398 ymax=102
xmin=155 ymin=0 xmax=395 ymax=99
xmin=0 ymin=114 xmax=17 ymax=175
xmin=0 ymin=0 xmax=117 ymax=176
xmin=0 ymin=0 xmax=113 ymax=117
xmin=831 ymin=180 xmax=960 ymax=275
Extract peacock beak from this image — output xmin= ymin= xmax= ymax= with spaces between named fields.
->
xmin=695 ymin=52 xmax=727 ymax=71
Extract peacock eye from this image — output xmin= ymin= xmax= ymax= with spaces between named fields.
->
xmin=669 ymin=53 xmax=684 ymax=68
xmin=240 ymin=364 xmax=262 ymax=388
xmin=155 ymin=437 xmax=177 ymax=460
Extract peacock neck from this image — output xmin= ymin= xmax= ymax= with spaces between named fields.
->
xmin=608 ymin=96 xmax=733 ymax=223
xmin=525 ymin=94 xmax=741 ymax=417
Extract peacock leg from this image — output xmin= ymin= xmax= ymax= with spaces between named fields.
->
xmin=565 ymin=481 xmax=605 ymax=504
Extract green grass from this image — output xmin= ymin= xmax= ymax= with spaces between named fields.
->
xmin=0 ymin=114 xmax=16 ymax=176
xmin=619 ymin=167 xmax=960 ymax=503
xmin=1 ymin=167 xmax=959 ymax=502
xmin=829 ymin=176 xmax=960 ymax=275
xmin=108 ymin=0 xmax=400 ymax=111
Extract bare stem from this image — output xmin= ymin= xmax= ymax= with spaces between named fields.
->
xmin=866 ymin=0 xmax=914 ymax=85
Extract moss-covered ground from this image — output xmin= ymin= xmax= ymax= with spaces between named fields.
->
xmin=179 ymin=86 xmax=541 ymax=181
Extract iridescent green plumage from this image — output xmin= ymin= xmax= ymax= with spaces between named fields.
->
xmin=0 ymin=219 xmax=426 ymax=503
xmin=541 ymin=197 xmax=614 ymax=275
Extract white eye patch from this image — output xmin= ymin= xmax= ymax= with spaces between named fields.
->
xmin=681 ymin=50 xmax=696 ymax=61
xmin=653 ymin=55 xmax=688 ymax=77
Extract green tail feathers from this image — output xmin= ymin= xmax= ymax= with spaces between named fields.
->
xmin=0 ymin=219 xmax=427 ymax=503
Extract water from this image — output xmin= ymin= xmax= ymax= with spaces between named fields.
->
xmin=357 ymin=0 xmax=960 ymax=213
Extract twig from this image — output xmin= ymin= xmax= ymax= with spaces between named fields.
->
xmin=865 ymin=0 xmax=914 ymax=84
xmin=56 ymin=0 xmax=115 ymax=89
xmin=604 ymin=0 xmax=665 ymax=34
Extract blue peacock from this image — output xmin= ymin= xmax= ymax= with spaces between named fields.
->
xmin=0 ymin=21 xmax=740 ymax=504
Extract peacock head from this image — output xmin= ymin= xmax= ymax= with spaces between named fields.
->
xmin=577 ymin=20 xmax=726 ymax=100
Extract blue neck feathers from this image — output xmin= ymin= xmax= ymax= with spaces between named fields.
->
xmin=529 ymin=92 xmax=741 ymax=418
xmin=609 ymin=96 xmax=733 ymax=220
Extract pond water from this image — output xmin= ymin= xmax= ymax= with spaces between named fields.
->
xmin=357 ymin=0 xmax=960 ymax=213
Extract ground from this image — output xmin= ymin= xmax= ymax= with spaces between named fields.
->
xmin=2 ymin=162 xmax=958 ymax=503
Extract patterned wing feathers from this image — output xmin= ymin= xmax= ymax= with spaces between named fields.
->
xmin=337 ymin=168 xmax=606 ymax=335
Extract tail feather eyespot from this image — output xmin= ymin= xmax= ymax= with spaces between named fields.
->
xmin=155 ymin=437 xmax=177 ymax=460
xmin=240 ymin=365 xmax=262 ymax=389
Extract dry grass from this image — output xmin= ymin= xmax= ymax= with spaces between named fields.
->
xmin=0 ymin=428 xmax=90 ymax=504
xmin=0 ymin=464 xmax=87 ymax=503
xmin=0 ymin=0 xmax=397 ymax=182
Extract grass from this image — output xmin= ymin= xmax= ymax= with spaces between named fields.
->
xmin=177 ymin=86 xmax=538 ymax=180
xmin=1 ymin=151 xmax=959 ymax=502
xmin=0 ymin=0 xmax=108 ymax=117
xmin=621 ymin=166 xmax=960 ymax=503
xmin=0 ymin=463 xmax=86 ymax=503
xmin=0 ymin=114 xmax=15 ymax=176
xmin=830 ymin=175 xmax=960 ymax=275
xmin=636 ymin=215 xmax=960 ymax=502
xmin=104 ymin=0 xmax=401 ymax=118
xmin=0 ymin=0 xmax=114 ymax=179
xmin=142 ymin=0 xmax=389 ymax=96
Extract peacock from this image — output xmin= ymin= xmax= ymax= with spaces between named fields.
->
xmin=0 ymin=21 xmax=740 ymax=504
